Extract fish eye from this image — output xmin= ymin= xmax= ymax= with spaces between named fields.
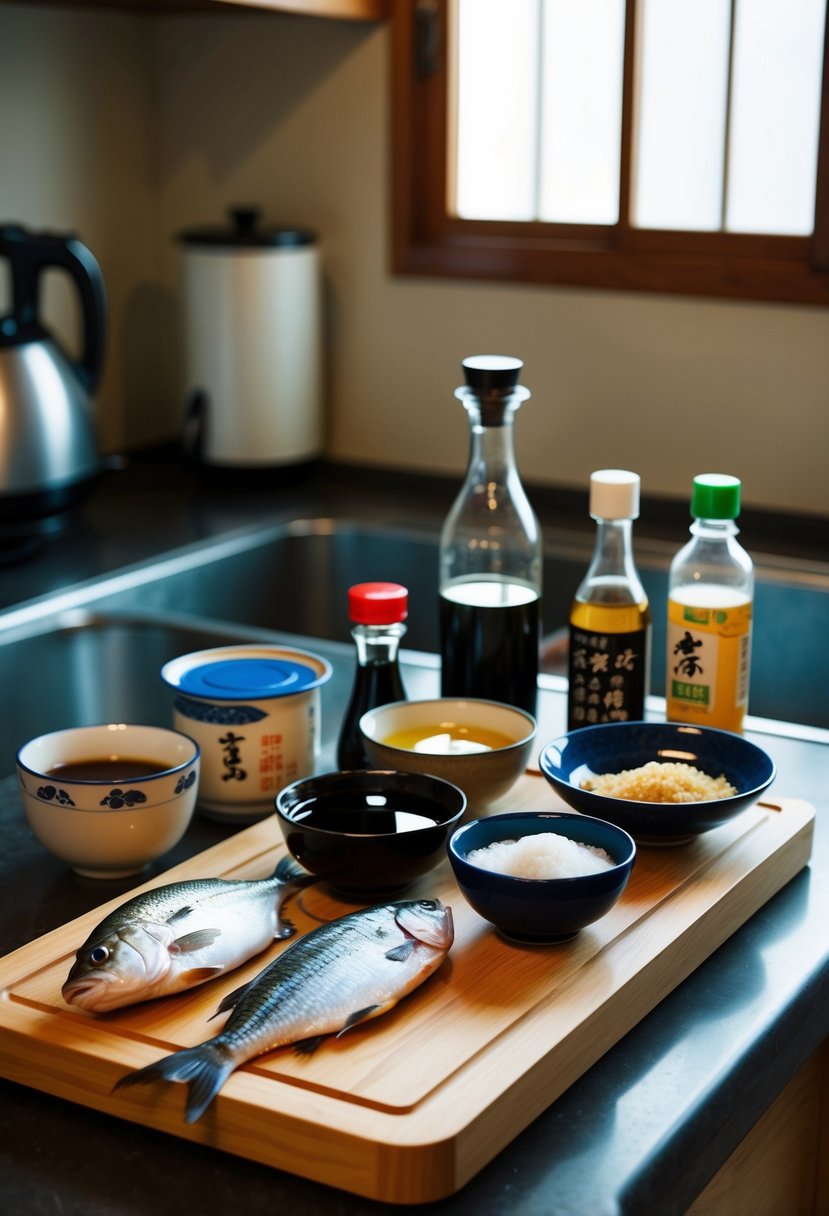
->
xmin=417 ymin=900 xmax=437 ymax=911
xmin=89 ymin=946 xmax=110 ymax=966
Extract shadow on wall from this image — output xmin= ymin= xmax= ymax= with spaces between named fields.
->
xmin=155 ymin=14 xmax=375 ymax=183
xmin=119 ymin=282 xmax=180 ymax=449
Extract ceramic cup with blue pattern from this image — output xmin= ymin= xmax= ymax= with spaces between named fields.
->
xmin=161 ymin=643 xmax=332 ymax=823
xmin=17 ymin=723 xmax=200 ymax=878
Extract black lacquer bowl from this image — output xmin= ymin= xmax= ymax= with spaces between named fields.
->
xmin=275 ymin=769 xmax=466 ymax=896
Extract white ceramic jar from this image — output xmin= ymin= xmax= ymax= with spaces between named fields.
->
xmin=161 ymin=644 xmax=332 ymax=823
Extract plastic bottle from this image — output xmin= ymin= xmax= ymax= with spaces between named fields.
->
xmin=337 ymin=582 xmax=408 ymax=769
xmin=439 ymin=355 xmax=542 ymax=716
xmin=666 ymin=474 xmax=753 ymax=733
xmin=567 ymin=470 xmax=651 ymax=730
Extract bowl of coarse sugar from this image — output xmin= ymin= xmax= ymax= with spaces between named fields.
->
xmin=538 ymin=721 xmax=776 ymax=846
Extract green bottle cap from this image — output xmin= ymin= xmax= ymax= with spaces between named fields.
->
xmin=690 ymin=473 xmax=741 ymax=520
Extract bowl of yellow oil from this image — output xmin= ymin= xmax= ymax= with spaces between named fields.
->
xmin=359 ymin=697 xmax=537 ymax=812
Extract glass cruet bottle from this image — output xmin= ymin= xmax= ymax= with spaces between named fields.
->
xmin=439 ymin=355 xmax=542 ymax=716
xmin=337 ymin=582 xmax=409 ymax=770
xmin=666 ymin=473 xmax=754 ymax=733
xmin=567 ymin=469 xmax=651 ymax=730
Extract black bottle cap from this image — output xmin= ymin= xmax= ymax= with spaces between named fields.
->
xmin=462 ymin=355 xmax=523 ymax=394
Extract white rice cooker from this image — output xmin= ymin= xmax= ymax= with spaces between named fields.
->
xmin=179 ymin=208 xmax=323 ymax=470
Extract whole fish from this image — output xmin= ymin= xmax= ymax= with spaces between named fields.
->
xmin=113 ymin=897 xmax=454 ymax=1122
xmin=62 ymin=855 xmax=315 ymax=1013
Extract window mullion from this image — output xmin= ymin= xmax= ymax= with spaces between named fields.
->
xmin=813 ymin=0 xmax=829 ymax=269
xmin=531 ymin=0 xmax=545 ymax=221
xmin=720 ymin=0 xmax=738 ymax=233
xmin=618 ymin=0 xmax=638 ymax=234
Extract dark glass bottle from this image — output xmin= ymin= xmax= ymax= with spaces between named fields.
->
xmin=337 ymin=582 xmax=408 ymax=770
xmin=439 ymin=355 xmax=542 ymax=716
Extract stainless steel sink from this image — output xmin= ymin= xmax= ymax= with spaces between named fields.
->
xmin=0 ymin=518 xmax=825 ymax=776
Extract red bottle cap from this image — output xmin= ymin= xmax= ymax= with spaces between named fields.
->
xmin=347 ymin=582 xmax=408 ymax=625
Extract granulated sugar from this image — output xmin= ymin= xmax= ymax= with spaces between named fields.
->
xmin=467 ymin=832 xmax=614 ymax=879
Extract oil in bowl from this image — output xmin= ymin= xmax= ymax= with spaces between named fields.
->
xmin=382 ymin=722 xmax=515 ymax=755
xmin=274 ymin=769 xmax=467 ymax=897
xmin=359 ymin=698 xmax=537 ymax=811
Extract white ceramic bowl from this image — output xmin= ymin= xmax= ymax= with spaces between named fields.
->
xmin=17 ymin=723 xmax=201 ymax=878
xmin=359 ymin=698 xmax=537 ymax=812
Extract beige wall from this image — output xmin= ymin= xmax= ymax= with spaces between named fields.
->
xmin=2 ymin=5 xmax=827 ymax=516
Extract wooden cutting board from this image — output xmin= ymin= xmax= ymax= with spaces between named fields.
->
xmin=0 ymin=777 xmax=814 ymax=1204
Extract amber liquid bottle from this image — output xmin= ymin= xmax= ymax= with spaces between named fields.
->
xmin=567 ymin=470 xmax=651 ymax=730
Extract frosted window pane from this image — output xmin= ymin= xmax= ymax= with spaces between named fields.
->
xmin=539 ymin=0 xmax=625 ymax=224
xmin=454 ymin=0 xmax=540 ymax=220
xmin=633 ymin=0 xmax=731 ymax=230
xmin=726 ymin=0 xmax=826 ymax=235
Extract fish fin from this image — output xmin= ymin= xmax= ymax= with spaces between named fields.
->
xmin=113 ymin=1042 xmax=235 ymax=1123
xmin=166 ymin=905 xmax=195 ymax=925
xmin=275 ymin=916 xmax=295 ymax=941
xmin=336 ymin=1004 xmax=384 ymax=1037
xmin=385 ymin=940 xmax=416 ymax=962
xmin=169 ymin=928 xmax=222 ymax=954
xmin=180 ymin=966 xmax=224 ymax=984
xmin=293 ymin=1036 xmax=322 ymax=1056
xmin=208 ymin=977 xmax=257 ymax=1020
xmin=274 ymin=855 xmax=316 ymax=888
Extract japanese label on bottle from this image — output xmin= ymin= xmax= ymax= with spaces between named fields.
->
xmin=567 ymin=627 xmax=648 ymax=729
xmin=666 ymin=597 xmax=752 ymax=732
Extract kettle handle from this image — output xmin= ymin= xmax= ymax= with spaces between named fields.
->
xmin=0 ymin=224 xmax=107 ymax=394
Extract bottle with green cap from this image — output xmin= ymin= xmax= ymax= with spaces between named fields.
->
xmin=666 ymin=474 xmax=754 ymax=733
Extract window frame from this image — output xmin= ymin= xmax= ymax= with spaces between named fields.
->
xmin=391 ymin=0 xmax=829 ymax=305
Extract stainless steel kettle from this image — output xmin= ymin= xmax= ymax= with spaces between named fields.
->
xmin=0 ymin=223 xmax=106 ymax=527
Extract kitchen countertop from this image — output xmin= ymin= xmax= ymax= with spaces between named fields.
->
xmin=0 ymin=450 xmax=827 ymax=1215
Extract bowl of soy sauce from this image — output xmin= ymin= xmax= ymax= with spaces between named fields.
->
xmin=274 ymin=769 xmax=466 ymax=897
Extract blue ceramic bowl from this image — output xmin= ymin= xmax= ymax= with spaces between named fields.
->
xmin=448 ymin=811 xmax=636 ymax=943
xmin=538 ymin=722 xmax=776 ymax=846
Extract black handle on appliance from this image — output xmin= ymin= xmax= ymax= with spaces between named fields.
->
xmin=0 ymin=223 xmax=107 ymax=394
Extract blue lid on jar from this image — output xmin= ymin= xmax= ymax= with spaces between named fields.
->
xmin=176 ymin=658 xmax=322 ymax=700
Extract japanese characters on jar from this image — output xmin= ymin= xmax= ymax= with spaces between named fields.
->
xmin=666 ymin=474 xmax=754 ymax=734
xmin=567 ymin=470 xmax=651 ymax=731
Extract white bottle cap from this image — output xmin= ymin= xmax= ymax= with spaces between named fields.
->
xmin=589 ymin=469 xmax=640 ymax=520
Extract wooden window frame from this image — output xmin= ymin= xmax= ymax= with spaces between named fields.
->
xmin=391 ymin=0 xmax=829 ymax=306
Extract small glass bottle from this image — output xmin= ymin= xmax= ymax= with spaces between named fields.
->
xmin=439 ymin=355 xmax=542 ymax=716
xmin=567 ymin=470 xmax=651 ymax=730
xmin=666 ymin=474 xmax=753 ymax=733
xmin=337 ymin=582 xmax=408 ymax=770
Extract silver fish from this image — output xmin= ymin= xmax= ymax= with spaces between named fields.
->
xmin=113 ymin=897 xmax=454 ymax=1122
xmin=62 ymin=855 xmax=315 ymax=1013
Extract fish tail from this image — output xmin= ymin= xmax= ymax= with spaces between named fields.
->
xmin=113 ymin=1040 xmax=236 ymax=1124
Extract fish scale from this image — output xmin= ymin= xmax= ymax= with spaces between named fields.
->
xmin=114 ymin=898 xmax=454 ymax=1122
xmin=222 ymin=915 xmax=412 ymax=1051
xmin=62 ymin=855 xmax=315 ymax=1012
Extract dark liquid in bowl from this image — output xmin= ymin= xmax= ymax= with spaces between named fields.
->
xmin=294 ymin=794 xmax=443 ymax=836
xmin=46 ymin=757 xmax=164 ymax=781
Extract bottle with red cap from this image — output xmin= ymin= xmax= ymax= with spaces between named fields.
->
xmin=337 ymin=582 xmax=409 ymax=770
